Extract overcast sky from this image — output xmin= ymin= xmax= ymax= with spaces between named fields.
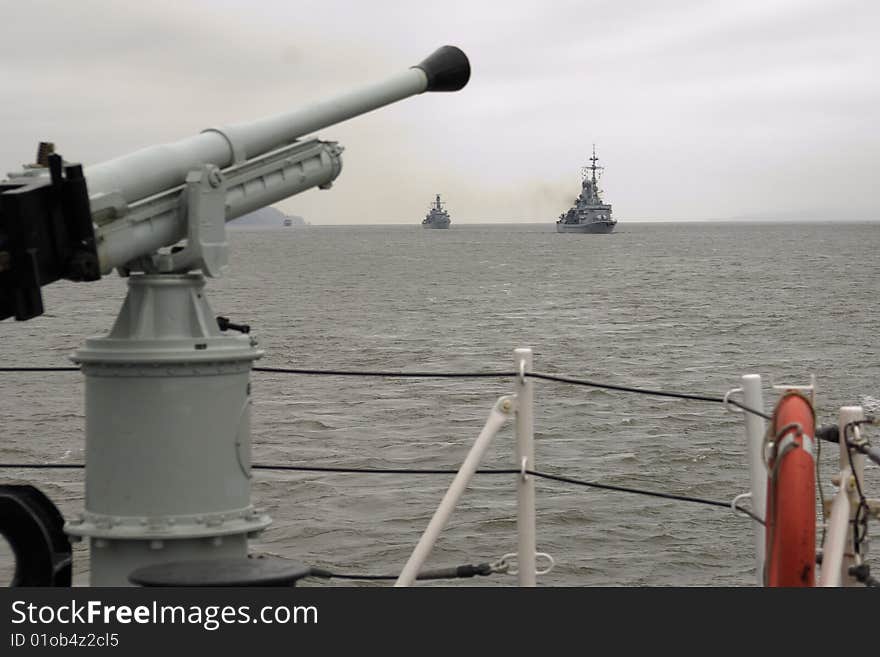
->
xmin=2 ymin=0 xmax=878 ymax=223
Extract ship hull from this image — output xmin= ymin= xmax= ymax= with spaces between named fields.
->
xmin=556 ymin=222 xmax=615 ymax=234
xmin=422 ymin=222 xmax=450 ymax=229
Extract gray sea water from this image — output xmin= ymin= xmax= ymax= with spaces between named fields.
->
xmin=1 ymin=221 xmax=878 ymax=586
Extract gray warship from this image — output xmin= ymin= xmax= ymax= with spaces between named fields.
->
xmin=422 ymin=193 xmax=451 ymax=228
xmin=556 ymin=146 xmax=616 ymax=234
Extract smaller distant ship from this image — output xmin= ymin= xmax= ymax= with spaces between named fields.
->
xmin=556 ymin=145 xmax=616 ymax=234
xmin=283 ymin=218 xmax=292 ymax=227
xmin=422 ymin=194 xmax=451 ymax=229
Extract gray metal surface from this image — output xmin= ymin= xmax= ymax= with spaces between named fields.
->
xmin=555 ymin=221 xmax=615 ymax=233
xmin=85 ymin=62 xmax=443 ymax=274
xmin=128 ymin=556 xmax=311 ymax=587
xmin=67 ymin=274 xmax=268 ymax=585
xmin=94 ymin=140 xmax=343 ymax=274
xmin=84 ymin=68 xmax=429 ymax=207
xmin=556 ymin=146 xmax=617 ymax=234
xmin=422 ymin=194 xmax=451 ymax=228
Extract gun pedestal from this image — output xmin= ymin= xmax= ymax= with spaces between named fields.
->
xmin=66 ymin=156 xmax=272 ymax=585
xmin=66 ymin=273 xmax=269 ymax=586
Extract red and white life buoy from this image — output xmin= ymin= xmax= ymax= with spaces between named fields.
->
xmin=765 ymin=391 xmax=816 ymax=586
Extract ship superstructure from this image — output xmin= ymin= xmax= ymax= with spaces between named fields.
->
xmin=556 ymin=145 xmax=616 ymax=234
xmin=422 ymin=194 xmax=451 ymax=229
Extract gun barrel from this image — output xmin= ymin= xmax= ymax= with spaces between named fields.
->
xmin=0 ymin=46 xmax=469 ymax=320
xmin=84 ymin=46 xmax=470 ymax=206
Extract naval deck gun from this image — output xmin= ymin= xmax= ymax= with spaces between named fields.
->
xmin=0 ymin=46 xmax=470 ymax=586
xmin=0 ymin=45 xmax=470 ymax=321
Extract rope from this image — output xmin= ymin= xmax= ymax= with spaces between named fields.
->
xmin=0 ymin=367 xmax=79 ymax=372
xmin=529 ymin=372 xmax=770 ymax=419
xmin=0 ymin=462 xmax=761 ymax=523
xmin=252 ymin=464 xmax=762 ymax=522
xmin=308 ymin=562 xmax=496 ymax=581
xmin=252 ymin=465 xmax=511 ymax=475
xmin=255 ymin=366 xmax=515 ymax=378
xmin=0 ymin=463 xmax=83 ymax=469
xmin=843 ymin=422 xmax=870 ymax=556
xmin=529 ymin=371 xmax=724 ymax=403
xmin=522 ymin=469 xmax=765 ymax=525
xmin=0 ymin=364 xmax=772 ymax=420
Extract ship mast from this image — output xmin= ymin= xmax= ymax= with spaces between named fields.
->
xmin=578 ymin=145 xmax=604 ymax=203
xmin=590 ymin=144 xmax=600 ymax=186
xmin=580 ymin=145 xmax=603 ymax=185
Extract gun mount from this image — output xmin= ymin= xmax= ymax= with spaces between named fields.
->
xmin=0 ymin=45 xmax=470 ymax=321
xmin=0 ymin=45 xmax=470 ymax=586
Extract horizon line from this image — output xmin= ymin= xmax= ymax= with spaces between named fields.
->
xmin=231 ymin=217 xmax=880 ymax=227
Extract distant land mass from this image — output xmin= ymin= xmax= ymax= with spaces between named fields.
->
xmin=229 ymin=206 xmax=308 ymax=228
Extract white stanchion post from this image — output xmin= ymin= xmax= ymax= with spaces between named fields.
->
xmin=514 ymin=348 xmax=536 ymax=587
xmin=741 ymin=374 xmax=767 ymax=585
xmin=819 ymin=467 xmax=853 ymax=587
xmin=394 ymin=396 xmax=513 ymax=587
